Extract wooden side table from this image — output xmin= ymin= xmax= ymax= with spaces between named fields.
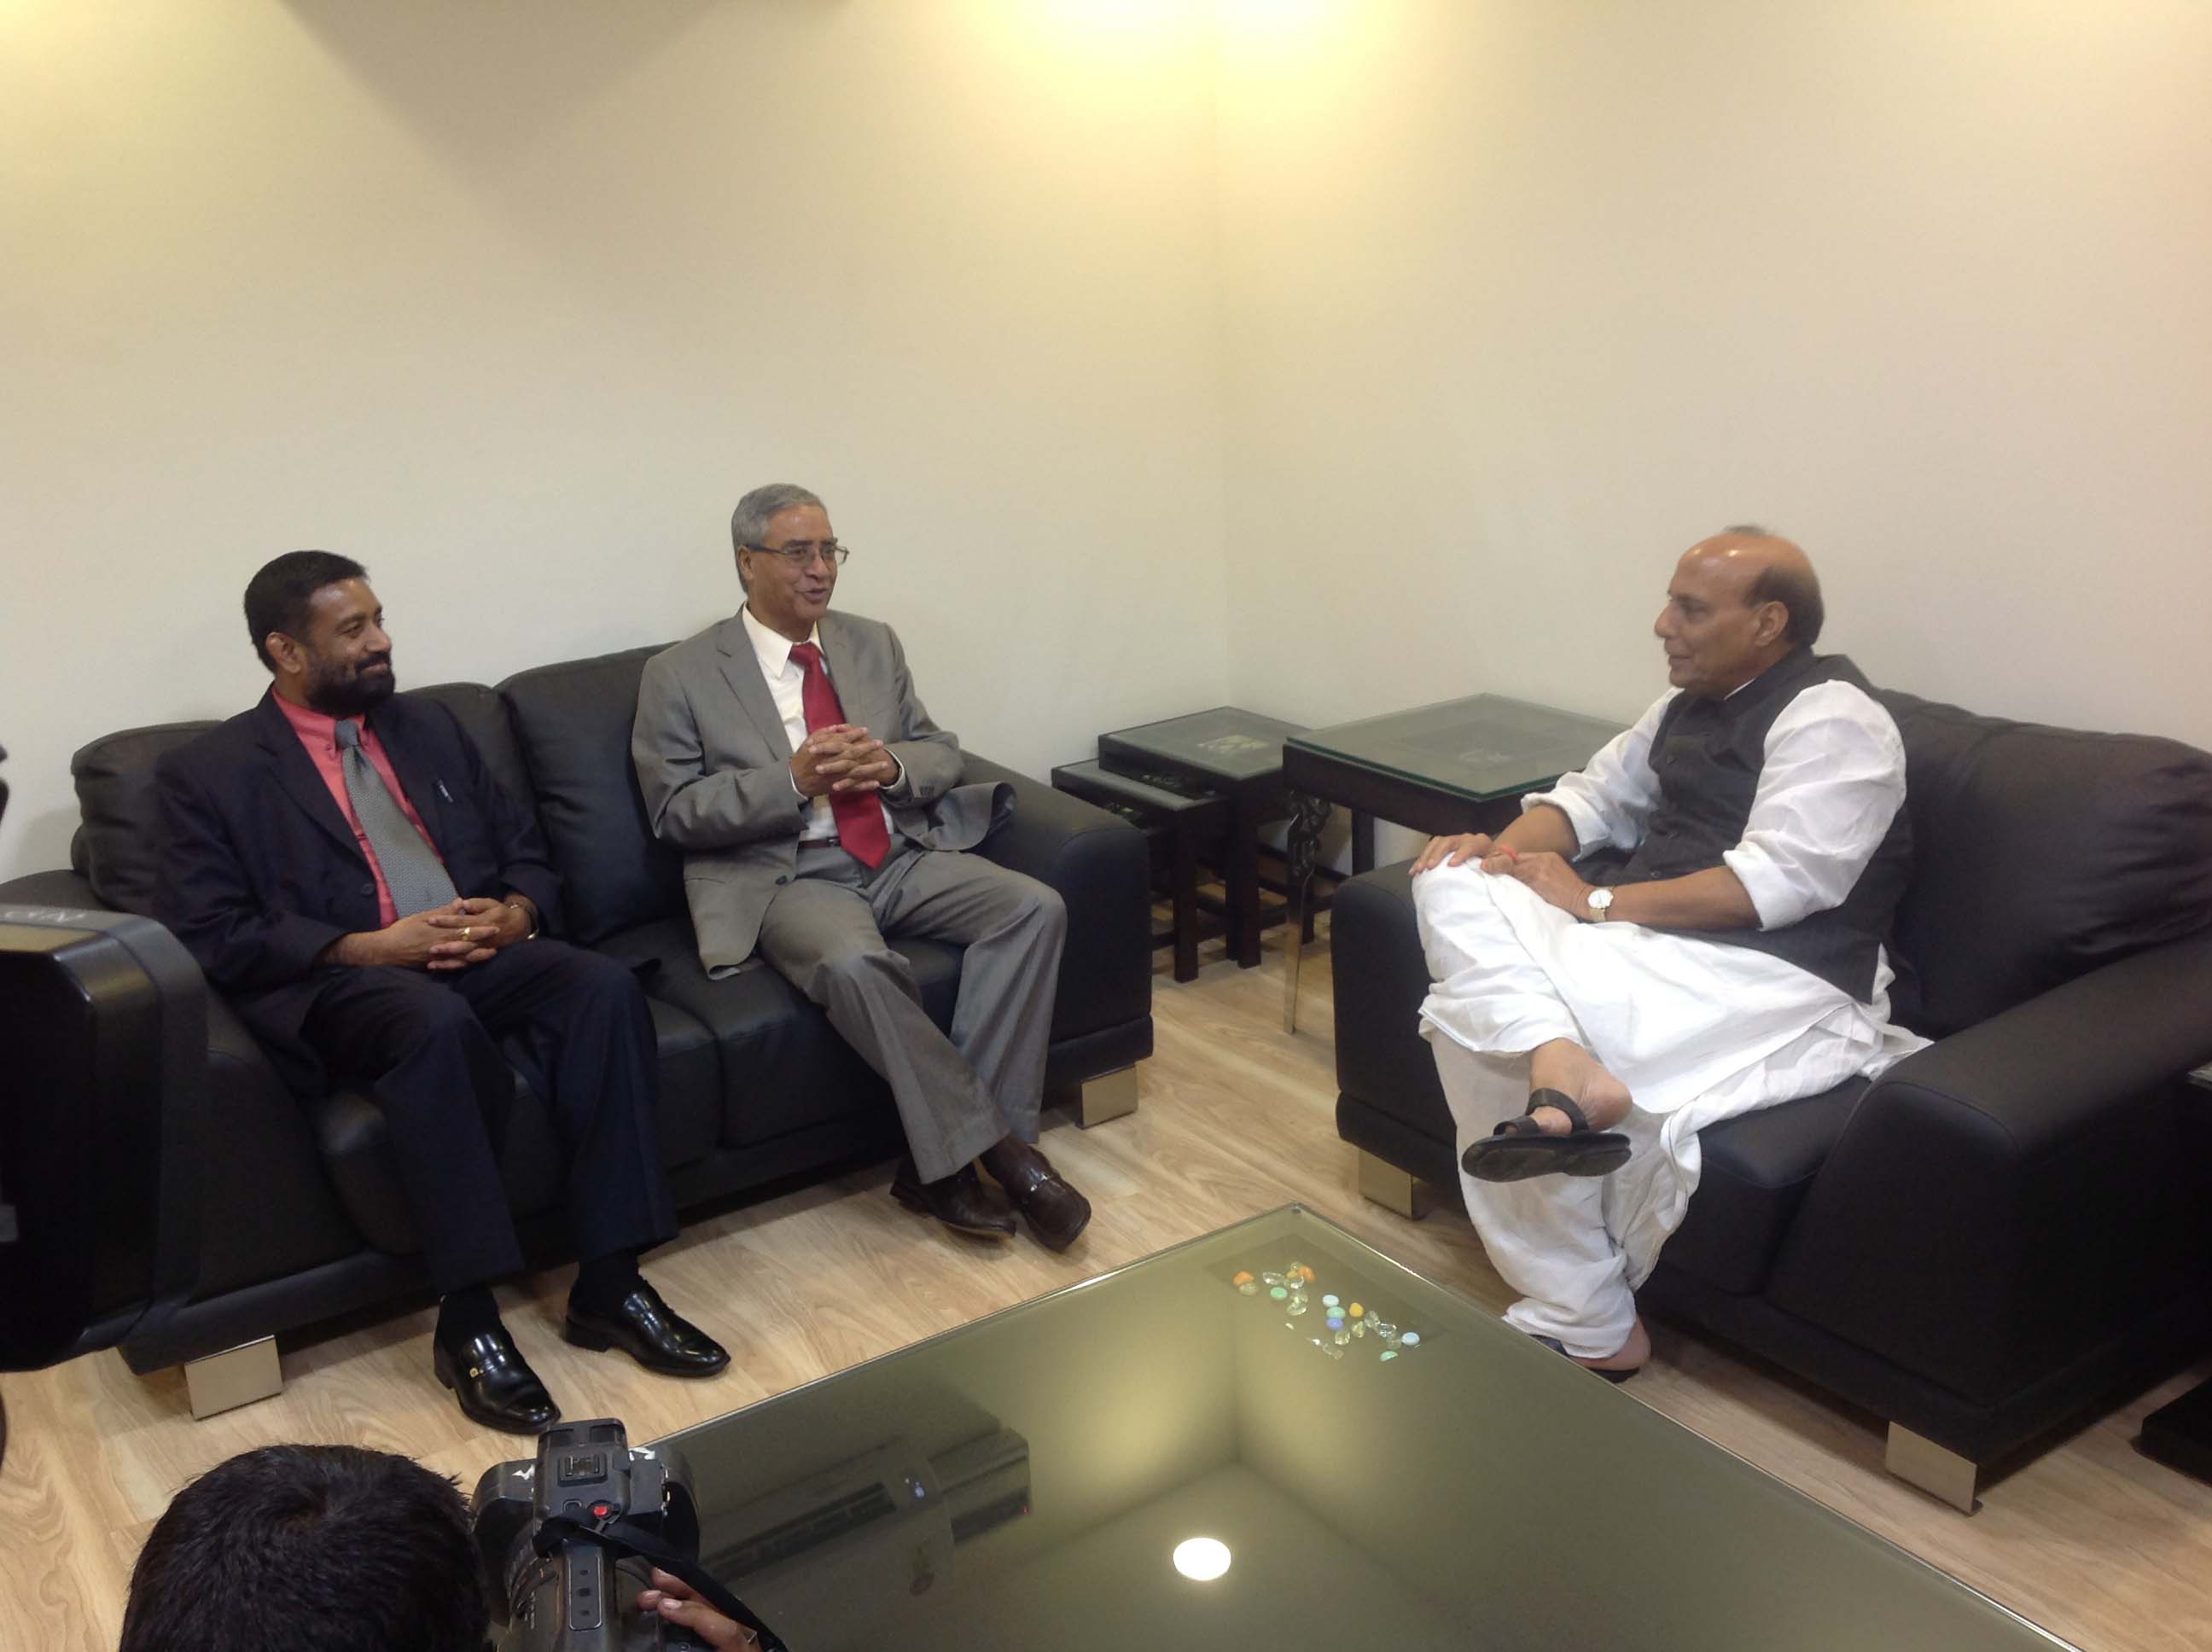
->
xmin=1098 ymin=707 xmax=1307 ymax=969
xmin=1278 ymin=695 xmax=1629 ymax=1032
xmin=1051 ymin=760 xmax=1229 ymax=983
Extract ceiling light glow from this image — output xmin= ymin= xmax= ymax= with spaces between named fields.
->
xmin=1173 ymin=1536 xmax=1233 ymax=1581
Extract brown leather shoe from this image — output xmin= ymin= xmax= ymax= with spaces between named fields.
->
xmin=891 ymin=1158 xmax=1016 ymax=1239
xmin=992 ymin=1149 xmax=1092 ymax=1252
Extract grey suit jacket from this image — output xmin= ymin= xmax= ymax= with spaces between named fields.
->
xmin=632 ymin=609 xmax=1010 ymax=973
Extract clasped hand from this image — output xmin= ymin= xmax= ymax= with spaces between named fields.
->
xmin=791 ymin=723 xmax=897 ymax=799
xmin=387 ymin=896 xmax=521 ymax=970
xmin=1410 ymin=833 xmax=1593 ymax=919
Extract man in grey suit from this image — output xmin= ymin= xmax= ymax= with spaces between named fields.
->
xmin=632 ymin=483 xmax=1092 ymax=1251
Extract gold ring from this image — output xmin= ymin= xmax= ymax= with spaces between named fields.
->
xmin=463 ymin=926 xmax=474 ymax=942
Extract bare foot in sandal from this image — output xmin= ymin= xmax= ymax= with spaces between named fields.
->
xmin=1460 ymin=1045 xmax=1634 ymax=1183
xmin=1526 ymin=1038 xmax=1633 ymax=1133
xmin=1577 ymin=1316 xmax=1650 ymax=1375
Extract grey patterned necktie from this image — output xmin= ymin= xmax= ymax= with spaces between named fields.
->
xmin=333 ymin=718 xmax=457 ymax=916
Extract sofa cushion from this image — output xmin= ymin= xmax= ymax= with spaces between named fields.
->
xmin=1882 ymin=692 xmax=2212 ymax=1036
xmin=499 ymin=648 xmax=685 ymax=945
xmin=1654 ymin=1079 xmax=1866 ymax=1295
xmin=602 ymin=917 xmax=963 ymax=1149
xmin=72 ymin=722 xmax=218 ymax=916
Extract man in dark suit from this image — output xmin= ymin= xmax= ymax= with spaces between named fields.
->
xmin=156 ymin=550 xmax=729 ymax=1432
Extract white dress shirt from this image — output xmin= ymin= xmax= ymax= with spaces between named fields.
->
xmin=740 ymin=605 xmax=901 ymax=843
xmin=1522 ymin=678 xmax=1908 ymax=933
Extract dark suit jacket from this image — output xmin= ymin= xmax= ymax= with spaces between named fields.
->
xmin=155 ymin=689 xmax=563 ymax=1093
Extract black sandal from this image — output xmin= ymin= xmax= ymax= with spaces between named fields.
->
xmin=1459 ymin=1088 xmax=1631 ymax=1183
xmin=1532 ymin=1333 xmax=1639 ymax=1383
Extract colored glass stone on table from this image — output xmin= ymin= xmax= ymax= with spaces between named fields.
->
xmin=1269 ymin=1286 xmax=1288 ymax=1301
xmin=1380 ymin=1349 xmax=1398 ymax=1362
xmin=1400 ymin=1332 xmax=1422 ymax=1348
xmin=1321 ymin=1294 xmax=1340 ymax=1308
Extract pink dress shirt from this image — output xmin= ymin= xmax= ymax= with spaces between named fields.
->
xmin=273 ymin=693 xmax=448 ymax=928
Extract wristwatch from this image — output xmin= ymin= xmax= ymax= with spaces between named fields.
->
xmin=1585 ymin=887 xmax=1615 ymax=923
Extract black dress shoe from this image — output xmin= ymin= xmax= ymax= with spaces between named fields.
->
xmin=564 ymin=1283 xmax=731 ymax=1378
xmin=890 ymin=1158 xmax=1017 ymax=1239
xmin=433 ymin=1327 xmax=560 ymax=1434
xmin=992 ymin=1149 xmax=1092 ymax=1253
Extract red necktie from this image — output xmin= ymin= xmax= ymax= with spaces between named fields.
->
xmin=789 ymin=641 xmax=891 ymax=869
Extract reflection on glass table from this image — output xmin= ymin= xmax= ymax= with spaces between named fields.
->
xmin=658 ymin=1207 xmax=2072 ymax=1651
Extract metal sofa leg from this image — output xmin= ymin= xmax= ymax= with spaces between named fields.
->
xmin=1057 ymin=1066 xmax=1138 ymax=1129
xmin=1357 ymin=1149 xmax=1424 ymax=1220
xmin=1884 ymin=1422 xmax=1979 ymax=1513
xmin=183 ymin=1336 xmax=283 ymax=1420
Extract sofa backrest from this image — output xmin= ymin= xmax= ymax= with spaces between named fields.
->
xmin=70 ymin=722 xmax=218 ymax=916
xmin=1882 ymin=689 xmax=2212 ymax=1038
xmin=496 ymin=645 xmax=684 ymax=946
xmin=67 ymin=686 xmax=517 ymax=921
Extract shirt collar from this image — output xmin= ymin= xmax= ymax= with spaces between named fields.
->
xmin=740 ymin=604 xmax=819 ymax=676
xmin=272 ymin=689 xmax=358 ymax=745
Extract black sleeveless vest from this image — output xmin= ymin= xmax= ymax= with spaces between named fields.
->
xmin=1587 ymin=647 xmax=1911 ymax=1003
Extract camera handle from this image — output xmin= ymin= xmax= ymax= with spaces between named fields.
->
xmin=532 ymin=1513 xmax=789 ymax=1651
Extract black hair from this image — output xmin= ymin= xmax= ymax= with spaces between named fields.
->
xmin=243 ymin=550 xmax=368 ymax=672
xmin=118 ymin=1444 xmax=489 ymax=1652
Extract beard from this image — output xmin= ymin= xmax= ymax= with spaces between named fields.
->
xmin=303 ymin=654 xmax=397 ymax=718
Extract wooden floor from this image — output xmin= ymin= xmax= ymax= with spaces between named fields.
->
xmin=4 ymin=924 xmax=2209 ymax=1649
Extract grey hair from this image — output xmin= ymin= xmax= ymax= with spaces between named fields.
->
xmin=731 ymin=484 xmax=825 ymax=556
xmin=731 ymin=483 xmax=824 ymax=592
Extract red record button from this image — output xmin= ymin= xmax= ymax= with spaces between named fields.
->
xmin=591 ymin=1502 xmax=614 ymax=1520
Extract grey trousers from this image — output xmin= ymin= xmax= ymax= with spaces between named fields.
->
xmin=757 ymin=841 xmax=1068 ymax=1181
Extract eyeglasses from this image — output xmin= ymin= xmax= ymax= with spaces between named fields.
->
xmin=745 ymin=540 xmax=851 ymax=569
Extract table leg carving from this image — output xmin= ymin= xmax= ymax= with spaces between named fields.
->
xmin=1281 ymin=790 xmax=1333 ymax=1033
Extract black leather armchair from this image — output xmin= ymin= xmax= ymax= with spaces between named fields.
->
xmin=1330 ymin=689 xmax=2212 ymax=1509
xmin=0 ymin=645 xmax=1153 ymax=1412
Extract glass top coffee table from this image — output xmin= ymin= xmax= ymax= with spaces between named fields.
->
xmin=662 ymin=1207 xmax=2069 ymax=1651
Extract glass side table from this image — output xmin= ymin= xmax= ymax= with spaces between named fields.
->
xmin=1278 ymin=694 xmax=1627 ymax=1032
xmin=1097 ymin=707 xmax=1307 ymax=969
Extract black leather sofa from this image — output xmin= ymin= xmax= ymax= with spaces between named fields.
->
xmin=0 ymin=644 xmax=1152 ymax=1409
xmin=1330 ymin=689 xmax=2212 ymax=1509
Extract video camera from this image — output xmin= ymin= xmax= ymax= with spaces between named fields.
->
xmin=473 ymin=1417 xmax=786 ymax=1651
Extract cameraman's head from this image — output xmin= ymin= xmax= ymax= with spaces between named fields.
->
xmin=119 ymin=1443 xmax=489 ymax=1652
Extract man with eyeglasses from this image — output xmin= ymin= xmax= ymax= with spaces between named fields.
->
xmin=632 ymin=484 xmax=1092 ymax=1252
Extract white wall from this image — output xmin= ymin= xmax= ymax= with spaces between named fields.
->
xmin=1215 ymin=0 xmax=2212 ymax=748
xmin=9 ymin=1 xmax=2209 ymax=885
xmin=0 ymin=0 xmax=1229 ymax=879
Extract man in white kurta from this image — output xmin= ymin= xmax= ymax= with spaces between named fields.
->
xmin=1412 ymin=531 xmax=1926 ymax=1375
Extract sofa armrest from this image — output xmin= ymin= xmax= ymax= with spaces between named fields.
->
xmin=0 ymin=868 xmax=105 ymax=909
xmin=962 ymin=753 xmax=1153 ymax=1044
xmin=1767 ymin=925 xmax=2212 ymax=1405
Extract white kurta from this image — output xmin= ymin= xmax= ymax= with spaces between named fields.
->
xmin=1414 ymin=677 xmax=1928 ymax=1357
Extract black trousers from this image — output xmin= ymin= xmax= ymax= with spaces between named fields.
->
xmin=301 ymin=941 xmax=676 ymax=1295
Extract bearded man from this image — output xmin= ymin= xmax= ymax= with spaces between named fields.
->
xmin=155 ymin=550 xmax=727 ymax=1432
